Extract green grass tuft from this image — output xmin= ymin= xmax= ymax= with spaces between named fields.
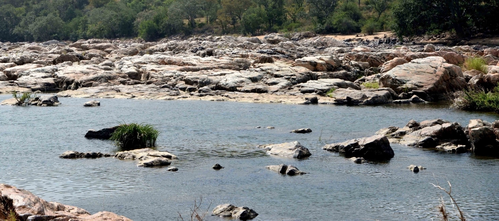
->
xmin=110 ymin=123 xmax=159 ymax=150
xmin=464 ymin=57 xmax=488 ymax=74
xmin=326 ymin=88 xmax=336 ymax=97
xmin=362 ymin=82 xmax=380 ymax=89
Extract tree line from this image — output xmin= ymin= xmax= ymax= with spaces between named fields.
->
xmin=0 ymin=0 xmax=498 ymax=42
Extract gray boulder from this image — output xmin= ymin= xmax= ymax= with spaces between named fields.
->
xmin=323 ymin=135 xmax=394 ymax=161
xmin=467 ymin=119 xmax=499 ymax=157
xmin=60 ymin=151 xmax=112 ymax=159
xmin=258 ymin=141 xmax=311 ymax=159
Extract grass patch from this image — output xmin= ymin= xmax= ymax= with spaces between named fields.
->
xmin=453 ymin=85 xmax=499 ymax=112
xmin=463 ymin=57 xmax=488 ymax=73
xmin=326 ymin=88 xmax=336 ymax=97
xmin=110 ymin=123 xmax=159 ymax=150
xmin=362 ymin=82 xmax=380 ymax=89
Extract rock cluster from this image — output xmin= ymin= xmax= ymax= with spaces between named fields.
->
xmin=1 ymin=35 xmax=496 ymax=105
xmin=212 ymin=204 xmax=258 ymax=220
xmin=0 ymin=184 xmax=131 ymax=221
xmin=378 ymin=118 xmax=499 ymax=156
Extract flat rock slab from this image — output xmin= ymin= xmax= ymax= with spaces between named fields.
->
xmin=258 ymin=141 xmax=311 ymax=159
xmin=115 ymin=148 xmax=177 ymax=167
xmin=291 ymin=128 xmax=312 ymax=133
xmin=332 ymin=88 xmax=394 ymax=105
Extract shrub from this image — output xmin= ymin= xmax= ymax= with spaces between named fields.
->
xmin=464 ymin=57 xmax=488 ymax=74
xmin=361 ymin=20 xmax=378 ymax=35
xmin=362 ymin=82 xmax=380 ymax=89
xmin=11 ymin=91 xmax=34 ymax=106
xmin=110 ymin=123 xmax=159 ymax=150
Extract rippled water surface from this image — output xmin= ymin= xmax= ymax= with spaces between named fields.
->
xmin=1 ymin=94 xmax=498 ymax=221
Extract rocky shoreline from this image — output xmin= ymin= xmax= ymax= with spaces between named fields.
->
xmin=1 ymin=33 xmax=498 ymax=105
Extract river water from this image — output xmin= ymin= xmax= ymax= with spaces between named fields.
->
xmin=0 ymin=94 xmax=498 ymax=221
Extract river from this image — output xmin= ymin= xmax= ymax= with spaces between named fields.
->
xmin=1 ymin=95 xmax=498 ymax=220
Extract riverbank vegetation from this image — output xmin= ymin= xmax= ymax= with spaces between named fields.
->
xmin=2 ymin=0 xmax=497 ymax=42
xmin=453 ymin=85 xmax=499 ymax=113
xmin=110 ymin=123 xmax=159 ymax=150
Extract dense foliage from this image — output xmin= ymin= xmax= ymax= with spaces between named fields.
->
xmin=393 ymin=0 xmax=499 ymax=38
xmin=0 ymin=0 xmax=496 ymax=42
xmin=0 ymin=0 xmax=398 ymax=41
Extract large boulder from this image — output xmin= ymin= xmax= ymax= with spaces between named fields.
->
xmin=323 ymin=135 xmax=394 ymax=161
xmin=258 ymin=141 xmax=311 ymax=159
xmin=379 ymin=56 xmax=467 ymax=101
xmin=0 ymin=184 xmax=131 ymax=221
xmin=85 ymin=126 xmax=119 ymax=139
xmin=293 ymin=56 xmax=341 ymax=71
xmin=467 ymin=119 xmax=499 ymax=157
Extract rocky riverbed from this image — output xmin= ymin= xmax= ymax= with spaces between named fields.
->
xmin=1 ymin=33 xmax=498 ymax=105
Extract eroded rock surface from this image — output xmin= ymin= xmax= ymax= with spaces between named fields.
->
xmin=115 ymin=148 xmax=177 ymax=167
xmin=212 ymin=204 xmax=258 ymax=220
xmin=0 ymin=184 xmax=131 ymax=221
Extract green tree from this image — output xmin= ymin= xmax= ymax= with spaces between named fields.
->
xmin=241 ymin=6 xmax=266 ymax=35
xmin=307 ymin=0 xmax=338 ymax=25
xmin=28 ymin=13 xmax=65 ymax=41
xmin=330 ymin=1 xmax=363 ymax=34
xmin=393 ymin=0 xmax=499 ymax=38
xmin=86 ymin=2 xmax=135 ymax=38
xmin=0 ymin=4 xmax=24 ymax=41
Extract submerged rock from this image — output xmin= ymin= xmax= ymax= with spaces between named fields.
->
xmin=84 ymin=100 xmax=100 ymax=107
xmin=212 ymin=163 xmax=224 ymax=170
xmin=266 ymin=164 xmax=306 ymax=176
xmin=258 ymin=141 xmax=311 ymax=159
xmin=291 ymin=128 xmax=312 ymax=133
xmin=212 ymin=204 xmax=258 ymax=220
xmin=59 ymin=151 xmax=112 ymax=159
